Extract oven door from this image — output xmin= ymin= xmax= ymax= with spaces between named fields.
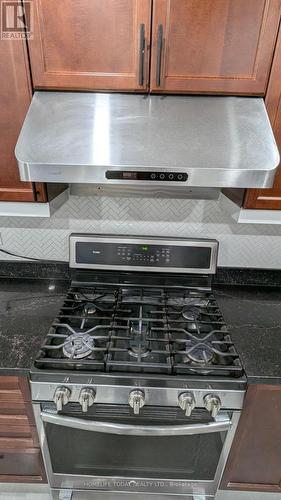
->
xmin=34 ymin=404 xmax=240 ymax=498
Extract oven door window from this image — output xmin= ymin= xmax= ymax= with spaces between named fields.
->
xmin=44 ymin=407 xmax=228 ymax=481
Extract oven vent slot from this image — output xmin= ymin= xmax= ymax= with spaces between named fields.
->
xmin=42 ymin=402 xmax=213 ymax=423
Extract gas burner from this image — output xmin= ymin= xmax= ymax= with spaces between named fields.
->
xmin=63 ymin=332 xmax=95 ymax=359
xmin=128 ymin=323 xmax=151 ymax=359
xmin=168 ymin=297 xmax=210 ymax=307
xmin=83 ymin=303 xmax=97 ymax=316
xmin=182 ymin=306 xmax=201 ymax=321
xmin=128 ymin=345 xmax=151 ymax=359
xmin=73 ymin=290 xmax=116 ymax=304
xmin=182 ymin=341 xmax=215 ymax=364
xmin=74 ymin=292 xmax=98 ymax=303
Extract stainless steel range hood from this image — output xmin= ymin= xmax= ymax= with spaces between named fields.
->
xmin=15 ymin=92 xmax=279 ymax=189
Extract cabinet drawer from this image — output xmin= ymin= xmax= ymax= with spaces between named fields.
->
xmin=0 ymin=401 xmax=26 ymax=413
xmin=0 ymin=376 xmax=31 ymax=402
xmin=0 ymin=377 xmax=20 ymax=390
xmin=0 ymin=414 xmax=31 ymax=438
xmin=0 ymin=400 xmax=35 ymax=425
xmin=0 ymin=389 xmax=23 ymax=403
xmin=0 ymin=437 xmax=34 ymax=449
xmin=0 ymin=448 xmax=43 ymax=477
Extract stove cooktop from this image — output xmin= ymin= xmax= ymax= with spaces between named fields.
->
xmin=35 ymin=284 xmax=243 ymax=378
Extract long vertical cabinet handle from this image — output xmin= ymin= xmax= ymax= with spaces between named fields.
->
xmin=139 ymin=24 xmax=145 ymax=86
xmin=156 ymin=24 xmax=163 ymax=87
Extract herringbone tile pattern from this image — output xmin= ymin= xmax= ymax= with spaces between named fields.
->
xmin=0 ymin=193 xmax=281 ymax=267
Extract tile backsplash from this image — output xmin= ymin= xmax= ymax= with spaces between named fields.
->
xmin=1 ymin=193 xmax=281 ymax=268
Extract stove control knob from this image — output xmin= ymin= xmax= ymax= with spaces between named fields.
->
xmin=128 ymin=390 xmax=145 ymax=415
xmin=53 ymin=387 xmax=71 ymax=412
xmin=79 ymin=388 xmax=96 ymax=413
xmin=204 ymin=394 xmax=221 ymax=418
xmin=178 ymin=392 xmax=196 ymax=417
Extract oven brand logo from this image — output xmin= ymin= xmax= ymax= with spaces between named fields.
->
xmin=1 ymin=0 xmax=33 ymax=39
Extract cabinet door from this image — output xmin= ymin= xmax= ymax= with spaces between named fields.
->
xmin=0 ymin=448 xmax=44 ymax=482
xmin=28 ymin=0 xmax=151 ymax=91
xmin=243 ymin=27 xmax=281 ymax=209
xmin=0 ymin=376 xmax=46 ymax=483
xmin=0 ymin=37 xmax=46 ymax=202
xmin=150 ymin=0 xmax=281 ymax=94
xmin=221 ymin=385 xmax=281 ymax=492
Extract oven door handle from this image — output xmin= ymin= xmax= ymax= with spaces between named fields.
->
xmin=41 ymin=411 xmax=232 ymax=436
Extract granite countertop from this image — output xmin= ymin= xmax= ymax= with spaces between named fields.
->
xmin=0 ymin=277 xmax=69 ymax=375
xmin=214 ymin=286 xmax=281 ymax=384
xmin=0 ymin=267 xmax=281 ymax=384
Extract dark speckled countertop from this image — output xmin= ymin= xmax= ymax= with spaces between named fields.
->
xmin=0 ymin=277 xmax=68 ymax=375
xmin=214 ymin=286 xmax=281 ymax=384
xmin=0 ymin=263 xmax=281 ymax=384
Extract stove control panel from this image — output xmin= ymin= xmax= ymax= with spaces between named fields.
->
xmin=70 ymin=236 xmax=218 ymax=274
xmin=116 ymin=244 xmax=172 ymax=266
xmin=46 ymin=385 xmax=238 ymax=415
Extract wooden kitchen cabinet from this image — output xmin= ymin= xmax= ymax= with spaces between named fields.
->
xmin=150 ymin=0 xmax=281 ymax=95
xmin=221 ymin=385 xmax=281 ymax=492
xmin=27 ymin=0 xmax=281 ymax=95
xmin=27 ymin=0 xmax=152 ymax=91
xmin=0 ymin=376 xmax=46 ymax=483
xmin=0 ymin=37 xmax=46 ymax=202
xmin=243 ymin=25 xmax=281 ymax=209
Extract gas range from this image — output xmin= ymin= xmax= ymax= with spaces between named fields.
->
xmin=31 ymin=235 xmax=246 ymax=500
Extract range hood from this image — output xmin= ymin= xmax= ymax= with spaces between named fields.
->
xmin=15 ymin=92 xmax=279 ymax=189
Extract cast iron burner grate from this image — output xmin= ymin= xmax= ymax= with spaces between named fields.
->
xmin=35 ymin=284 xmax=243 ymax=377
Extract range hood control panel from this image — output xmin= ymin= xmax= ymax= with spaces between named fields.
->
xmin=106 ymin=171 xmax=188 ymax=182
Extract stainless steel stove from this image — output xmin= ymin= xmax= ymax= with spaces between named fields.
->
xmin=31 ymin=235 xmax=246 ymax=500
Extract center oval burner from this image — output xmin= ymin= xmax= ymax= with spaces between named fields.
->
xmin=128 ymin=323 xmax=151 ymax=359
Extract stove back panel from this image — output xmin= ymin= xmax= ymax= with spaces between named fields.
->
xmin=69 ymin=235 xmax=218 ymax=274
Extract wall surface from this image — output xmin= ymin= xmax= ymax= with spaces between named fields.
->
xmin=0 ymin=193 xmax=281 ymax=268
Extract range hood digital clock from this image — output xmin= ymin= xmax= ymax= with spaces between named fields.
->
xmin=15 ymin=92 xmax=279 ymax=189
